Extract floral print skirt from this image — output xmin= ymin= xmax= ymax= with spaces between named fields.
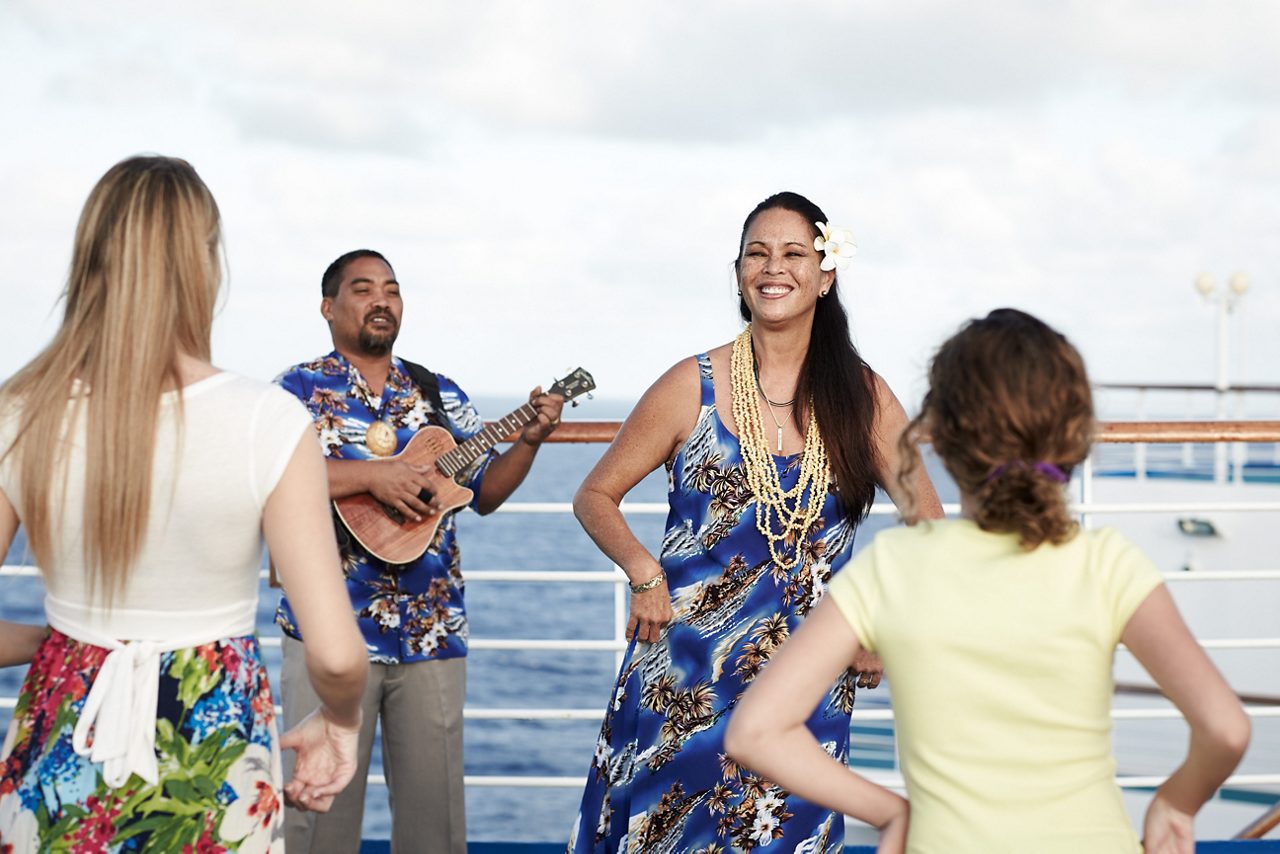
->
xmin=566 ymin=622 xmax=853 ymax=854
xmin=0 ymin=630 xmax=283 ymax=853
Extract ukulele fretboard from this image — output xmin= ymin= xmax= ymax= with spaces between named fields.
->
xmin=436 ymin=402 xmax=540 ymax=478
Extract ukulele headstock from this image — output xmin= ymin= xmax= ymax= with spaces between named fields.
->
xmin=549 ymin=367 xmax=596 ymax=407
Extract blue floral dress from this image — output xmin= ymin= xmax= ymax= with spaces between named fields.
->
xmin=0 ymin=630 xmax=282 ymax=852
xmin=568 ymin=354 xmax=862 ymax=853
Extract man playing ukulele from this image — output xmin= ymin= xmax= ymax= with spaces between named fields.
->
xmin=275 ymin=249 xmax=564 ymax=854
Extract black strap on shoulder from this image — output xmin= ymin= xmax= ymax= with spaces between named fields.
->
xmin=399 ymin=358 xmax=445 ymax=418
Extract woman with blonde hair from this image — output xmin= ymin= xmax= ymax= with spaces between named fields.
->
xmin=728 ymin=309 xmax=1250 ymax=853
xmin=0 ymin=155 xmax=368 ymax=852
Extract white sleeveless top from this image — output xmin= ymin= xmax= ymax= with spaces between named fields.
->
xmin=0 ymin=371 xmax=313 ymax=786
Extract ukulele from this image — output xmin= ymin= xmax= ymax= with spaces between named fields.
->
xmin=334 ymin=367 xmax=596 ymax=564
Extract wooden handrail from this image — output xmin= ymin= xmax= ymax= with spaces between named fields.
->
xmin=1099 ymin=420 xmax=1280 ymax=444
xmin=1234 ymin=800 xmax=1280 ymax=840
xmin=492 ymin=419 xmax=1280 ymax=445
xmin=488 ymin=420 xmax=620 ymax=444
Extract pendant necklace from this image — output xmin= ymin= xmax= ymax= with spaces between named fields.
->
xmin=360 ymin=369 xmax=399 ymax=457
xmin=753 ymin=361 xmax=795 ymax=454
xmin=762 ymin=399 xmax=788 ymax=453
xmin=365 ymin=418 xmax=397 ymax=457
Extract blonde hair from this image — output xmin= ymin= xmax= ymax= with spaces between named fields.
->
xmin=0 ymin=155 xmax=221 ymax=602
xmin=897 ymin=308 xmax=1095 ymax=549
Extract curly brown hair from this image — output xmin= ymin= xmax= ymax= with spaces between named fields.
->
xmin=897 ymin=308 xmax=1095 ymax=549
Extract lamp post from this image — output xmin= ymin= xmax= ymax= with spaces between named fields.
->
xmin=1195 ymin=272 xmax=1250 ymax=483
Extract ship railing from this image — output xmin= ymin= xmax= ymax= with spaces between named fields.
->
xmin=2 ymin=419 xmax=1280 ymax=827
xmin=1094 ymin=383 xmax=1280 ymax=484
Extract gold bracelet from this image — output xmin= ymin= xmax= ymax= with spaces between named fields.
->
xmin=629 ymin=571 xmax=665 ymax=594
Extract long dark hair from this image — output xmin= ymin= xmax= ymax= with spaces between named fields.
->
xmin=734 ymin=191 xmax=879 ymax=523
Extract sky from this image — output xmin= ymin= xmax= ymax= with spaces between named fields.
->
xmin=2 ymin=0 xmax=1277 ymax=411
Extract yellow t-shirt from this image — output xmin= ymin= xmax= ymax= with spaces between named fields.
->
xmin=827 ymin=519 xmax=1163 ymax=854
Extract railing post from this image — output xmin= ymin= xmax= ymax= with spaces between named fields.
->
xmin=1215 ymin=391 xmax=1229 ymax=484
xmin=1135 ymin=387 xmax=1148 ymax=481
xmin=1079 ymin=454 xmax=1093 ymax=530
xmin=612 ymin=565 xmax=627 ymax=673
xmin=1231 ymin=389 xmax=1246 ymax=485
xmin=1182 ymin=390 xmax=1196 ymax=469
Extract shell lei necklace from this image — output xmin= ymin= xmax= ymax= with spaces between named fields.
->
xmin=730 ymin=326 xmax=830 ymax=571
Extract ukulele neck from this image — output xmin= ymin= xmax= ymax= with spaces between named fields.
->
xmin=436 ymin=401 xmax=540 ymax=477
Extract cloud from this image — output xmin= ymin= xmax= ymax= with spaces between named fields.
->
xmin=304 ymin=1 xmax=1280 ymax=142
xmin=19 ymin=1 xmax=1280 ymax=144
xmin=2 ymin=0 xmax=1277 ymax=405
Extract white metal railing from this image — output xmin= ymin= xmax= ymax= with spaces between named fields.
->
xmin=2 ymin=424 xmax=1278 ymax=802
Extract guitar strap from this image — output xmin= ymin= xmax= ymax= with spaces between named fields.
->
xmin=400 ymin=358 xmax=447 ymax=427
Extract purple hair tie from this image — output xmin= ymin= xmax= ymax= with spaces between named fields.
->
xmin=986 ymin=461 xmax=1069 ymax=484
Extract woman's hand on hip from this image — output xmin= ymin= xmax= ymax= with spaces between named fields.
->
xmin=628 ymin=580 xmax=673 ymax=644
xmin=852 ymin=648 xmax=884 ymax=689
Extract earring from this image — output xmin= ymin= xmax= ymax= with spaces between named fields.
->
xmin=737 ymin=288 xmax=742 ymax=296
xmin=820 ymin=290 xmax=828 ymax=298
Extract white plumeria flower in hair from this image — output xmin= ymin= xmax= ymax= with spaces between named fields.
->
xmin=813 ymin=221 xmax=858 ymax=272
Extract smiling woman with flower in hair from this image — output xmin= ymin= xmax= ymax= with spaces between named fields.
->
xmin=566 ymin=191 xmax=942 ymax=852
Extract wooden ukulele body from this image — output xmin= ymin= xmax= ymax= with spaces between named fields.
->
xmin=333 ymin=426 xmax=474 ymax=565
xmin=330 ymin=367 xmax=595 ymax=566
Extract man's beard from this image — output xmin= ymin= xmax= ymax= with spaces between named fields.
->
xmin=358 ymin=325 xmax=398 ymax=356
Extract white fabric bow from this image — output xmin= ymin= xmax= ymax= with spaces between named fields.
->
xmin=72 ymin=640 xmax=164 ymax=787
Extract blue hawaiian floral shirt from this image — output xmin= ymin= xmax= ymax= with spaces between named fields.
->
xmin=274 ymin=352 xmax=494 ymax=663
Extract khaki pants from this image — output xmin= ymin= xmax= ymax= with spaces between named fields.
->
xmin=281 ymin=637 xmax=466 ymax=854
